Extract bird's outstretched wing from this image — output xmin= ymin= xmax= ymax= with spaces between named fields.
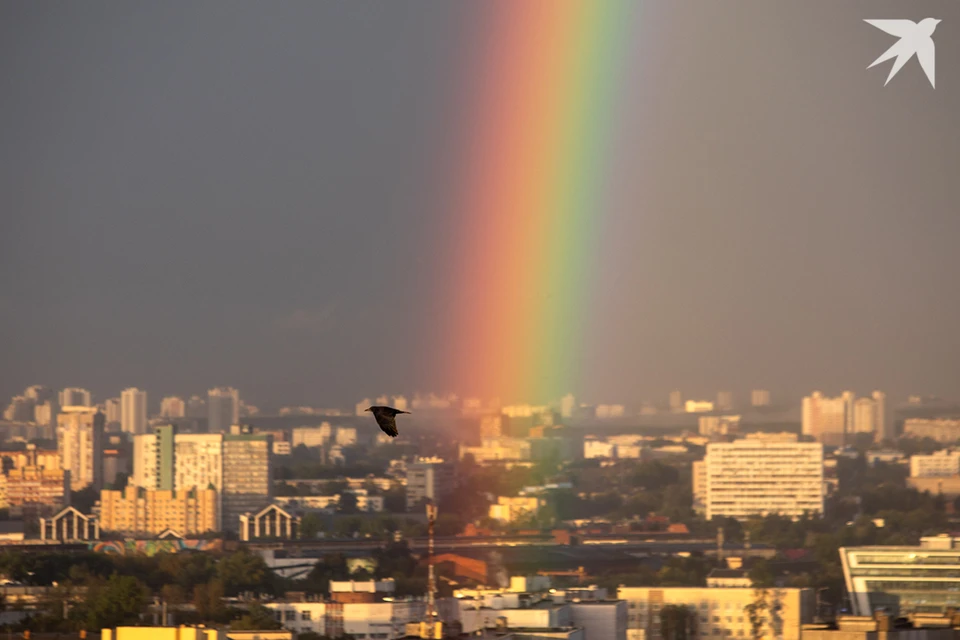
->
xmin=373 ymin=411 xmax=399 ymax=437
xmin=864 ymin=19 xmax=917 ymax=37
xmin=917 ymin=37 xmax=936 ymax=88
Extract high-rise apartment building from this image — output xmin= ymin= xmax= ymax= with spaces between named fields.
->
xmin=560 ymin=394 xmax=576 ymax=419
xmin=57 ymin=406 xmax=104 ymax=491
xmin=221 ymin=428 xmax=272 ymax=531
xmin=59 ymin=388 xmax=92 ymax=408
xmin=668 ymin=390 xmax=683 ymax=413
xmin=120 ymin=388 xmax=147 ymax=435
xmin=186 ymin=395 xmax=206 ymax=419
xmin=696 ymin=434 xmax=824 ymax=520
xmin=207 ymin=387 xmax=240 ymax=433
xmin=716 ymin=391 xmax=734 ymax=412
xmin=750 ymin=389 xmax=771 ymax=407
xmin=406 ymin=457 xmax=455 ymax=510
xmin=910 ymin=451 xmax=960 ymax=478
xmin=803 ymin=390 xmax=886 ymax=445
xmin=99 ymin=485 xmax=218 ymax=536
xmin=103 ymin=398 xmax=121 ymax=430
xmin=160 ymin=396 xmax=186 ymax=419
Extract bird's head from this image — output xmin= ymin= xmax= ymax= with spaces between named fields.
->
xmin=364 ymin=406 xmax=373 ymax=412
xmin=921 ymin=17 xmax=941 ymax=32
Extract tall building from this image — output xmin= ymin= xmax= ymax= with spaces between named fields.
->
xmin=802 ymin=391 xmax=854 ymax=446
xmin=24 ymin=386 xmax=52 ymax=403
xmin=3 ymin=396 xmax=34 ymax=422
xmin=221 ymin=428 xmax=272 ymax=531
xmin=57 ymin=406 xmax=104 ymax=491
xmin=186 ymin=395 xmax=206 ymax=419
xmin=120 ymin=388 xmax=147 ymax=435
xmin=841 ymin=535 xmax=960 ymax=616
xmin=698 ymin=415 xmax=741 ymax=437
xmin=750 ymin=389 xmax=771 ymax=407
xmin=133 ymin=430 xmax=224 ymax=529
xmin=59 ymin=388 xmax=91 ymax=408
xmin=668 ymin=390 xmax=683 ymax=413
xmin=3 ymin=444 xmax=69 ymax=517
xmin=560 ymin=394 xmax=576 ymax=419
xmin=103 ymin=398 xmax=121 ymax=430
xmin=697 ymin=434 xmax=824 ymax=520
xmin=207 ymin=387 xmax=240 ymax=433
xmin=872 ymin=390 xmax=888 ymax=441
xmin=99 ymin=485 xmax=218 ymax=536
xmin=160 ymin=396 xmax=186 ymax=419
xmin=618 ymin=586 xmax=814 ymax=640
xmin=852 ymin=397 xmax=876 ymax=435
xmin=716 ymin=391 xmax=734 ymax=412
xmin=406 ymin=457 xmax=455 ymax=510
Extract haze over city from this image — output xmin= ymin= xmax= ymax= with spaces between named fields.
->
xmin=2 ymin=1 xmax=960 ymax=409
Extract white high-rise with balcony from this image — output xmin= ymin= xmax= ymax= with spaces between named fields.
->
xmin=121 ymin=388 xmax=147 ymax=435
xmin=700 ymin=434 xmax=824 ymax=521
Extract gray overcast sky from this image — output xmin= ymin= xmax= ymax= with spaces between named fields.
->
xmin=1 ymin=1 xmax=959 ymax=410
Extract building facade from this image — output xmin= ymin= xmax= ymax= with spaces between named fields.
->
xmin=406 ymin=457 xmax=454 ymax=510
xmin=121 ymin=387 xmax=147 ymax=435
xmin=99 ymin=485 xmax=218 ymax=536
xmin=617 ymin=586 xmax=814 ymax=640
xmin=207 ymin=387 xmax=240 ymax=433
xmin=57 ymin=406 xmax=104 ymax=491
xmin=698 ymin=434 xmax=824 ymax=521
xmin=222 ymin=429 xmax=272 ymax=531
xmin=840 ymin=535 xmax=960 ymax=616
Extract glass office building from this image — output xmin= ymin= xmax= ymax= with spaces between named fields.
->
xmin=840 ymin=535 xmax=960 ymax=616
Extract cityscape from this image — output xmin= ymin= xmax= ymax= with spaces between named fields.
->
xmin=0 ymin=385 xmax=959 ymax=639
xmin=3 ymin=2 xmax=960 ymax=640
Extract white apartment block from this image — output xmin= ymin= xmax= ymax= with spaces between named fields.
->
xmin=910 ymin=451 xmax=960 ymax=478
xmin=698 ymin=435 xmax=824 ymax=521
xmin=903 ymin=418 xmax=960 ymax=443
xmin=617 ymin=586 xmax=814 ymax=640
xmin=292 ymin=424 xmax=332 ymax=448
xmin=802 ymin=390 xmax=886 ymax=444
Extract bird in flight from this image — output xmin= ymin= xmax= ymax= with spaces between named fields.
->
xmin=365 ymin=405 xmax=409 ymax=438
xmin=865 ymin=18 xmax=940 ymax=88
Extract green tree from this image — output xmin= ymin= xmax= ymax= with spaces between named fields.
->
xmin=230 ymin=603 xmax=282 ymax=631
xmin=660 ymin=604 xmax=697 ymax=640
xmin=193 ymin=580 xmax=227 ymax=622
xmin=337 ymin=492 xmax=358 ymax=514
xmin=216 ymin=551 xmax=272 ymax=596
xmin=744 ymin=589 xmax=768 ymax=640
xmin=79 ymin=574 xmax=149 ymax=630
xmin=301 ymin=512 xmax=324 ymax=539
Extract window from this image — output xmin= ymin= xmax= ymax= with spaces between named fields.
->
xmin=301 ymin=610 xmax=311 ymax=621
xmin=284 ymin=611 xmax=296 ymax=621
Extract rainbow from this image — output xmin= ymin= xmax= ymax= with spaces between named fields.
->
xmin=439 ymin=1 xmax=638 ymax=405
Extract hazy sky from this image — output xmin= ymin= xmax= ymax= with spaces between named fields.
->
xmin=2 ymin=1 xmax=959 ymax=410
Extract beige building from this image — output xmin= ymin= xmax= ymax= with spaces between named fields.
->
xmin=697 ymin=434 xmax=824 ymax=521
xmin=4 ymin=449 xmax=69 ymax=516
xmin=57 ymin=406 xmax=104 ymax=491
xmin=489 ymin=496 xmax=542 ymax=523
xmin=903 ymin=418 xmax=960 ymax=443
xmin=910 ymin=451 xmax=960 ymax=478
xmin=99 ymin=485 xmax=218 ymax=536
xmin=617 ymin=586 xmax=814 ymax=640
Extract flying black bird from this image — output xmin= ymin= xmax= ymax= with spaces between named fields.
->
xmin=365 ymin=405 xmax=409 ymax=438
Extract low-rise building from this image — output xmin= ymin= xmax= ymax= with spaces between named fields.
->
xmin=840 ymin=534 xmax=960 ymax=616
xmin=617 ymin=586 xmax=814 ymax=640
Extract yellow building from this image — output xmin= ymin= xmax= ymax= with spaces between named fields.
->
xmin=102 ymin=627 xmax=293 ymax=640
xmin=99 ymin=485 xmax=218 ymax=536
xmin=617 ymin=586 xmax=815 ymax=640
xmin=489 ymin=496 xmax=542 ymax=523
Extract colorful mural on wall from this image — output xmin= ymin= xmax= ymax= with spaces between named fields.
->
xmin=89 ymin=538 xmax=223 ymax=556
